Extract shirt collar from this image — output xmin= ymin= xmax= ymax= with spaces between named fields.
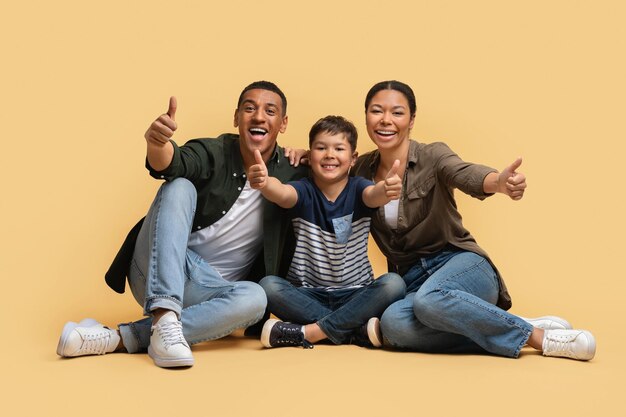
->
xmin=407 ymin=140 xmax=419 ymax=165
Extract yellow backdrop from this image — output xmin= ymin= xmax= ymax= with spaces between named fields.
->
xmin=2 ymin=1 xmax=624 ymax=416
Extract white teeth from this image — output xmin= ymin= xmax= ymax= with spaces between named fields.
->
xmin=376 ymin=130 xmax=395 ymax=135
xmin=250 ymin=128 xmax=267 ymax=134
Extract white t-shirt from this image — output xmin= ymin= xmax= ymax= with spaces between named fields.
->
xmin=384 ymin=199 xmax=399 ymax=230
xmin=187 ymin=181 xmax=264 ymax=281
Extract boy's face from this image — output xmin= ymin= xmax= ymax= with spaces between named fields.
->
xmin=309 ymin=132 xmax=357 ymax=186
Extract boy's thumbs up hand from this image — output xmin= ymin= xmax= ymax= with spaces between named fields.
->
xmin=248 ymin=149 xmax=268 ymax=189
xmin=384 ymin=159 xmax=402 ymax=200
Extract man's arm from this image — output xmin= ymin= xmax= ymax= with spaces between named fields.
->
xmin=144 ymin=96 xmax=177 ymax=172
xmin=482 ymin=157 xmax=527 ymax=200
xmin=248 ymin=149 xmax=298 ymax=209
xmin=362 ymin=159 xmax=401 ymax=208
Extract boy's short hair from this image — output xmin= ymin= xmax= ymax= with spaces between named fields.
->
xmin=237 ymin=81 xmax=288 ymax=116
xmin=309 ymin=115 xmax=358 ymax=152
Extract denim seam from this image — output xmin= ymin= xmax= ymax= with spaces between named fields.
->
xmin=119 ymin=322 xmax=143 ymax=354
xmin=315 ymin=317 xmax=342 ymax=345
xmin=130 ymin=259 xmax=146 ymax=281
xmin=435 ymin=287 xmax=530 ymax=357
xmin=513 ymin=327 xmax=533 ymax=358
xmin=148 ymin=187 xmax=163 ymax=298
xmin=145 ymin=294 xmax=183 ymax=304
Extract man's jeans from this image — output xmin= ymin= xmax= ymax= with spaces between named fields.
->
xmin=118 ymin=178 xmax=267 ymax=353
xmin=259 ymin=274 xmax=406 ymax=344
xmin=381 ymin=248 xmax=533 ymax=358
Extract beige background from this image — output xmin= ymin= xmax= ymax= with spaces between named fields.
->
xmin=1 ymin=1 xmax=625 ymax=416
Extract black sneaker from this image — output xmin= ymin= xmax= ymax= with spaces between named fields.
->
xmin=350 ymin=317 xmax=383 ymax=348
xmin=260 ymin=319 xmax=313 ymax=349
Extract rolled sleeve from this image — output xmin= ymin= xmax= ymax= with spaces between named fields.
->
xmin=434 ymin=142 xmax=497 ymax=200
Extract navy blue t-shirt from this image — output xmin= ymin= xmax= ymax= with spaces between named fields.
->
xmin=286 ymin=176 xmax=375 ymax=290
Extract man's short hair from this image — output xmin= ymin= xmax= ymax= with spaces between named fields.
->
xmin=237 ymin=81 xmax=287 ymax=116
xmin=309 ymin=115 xmax=358 ymax=152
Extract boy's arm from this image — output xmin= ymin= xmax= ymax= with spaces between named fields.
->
xmin=362 ymin=159 xmax=401 ymax=208
xmin=248 ymin=149 xmax=298 ymax=209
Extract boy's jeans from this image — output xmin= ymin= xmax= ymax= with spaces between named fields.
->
xmin=260 ymin=273 xmax=406 ymax=344
xmin=118 ymin=178 xmax=267 ymax=353
xmin=381 ymin=248 xmax=533 ymax=358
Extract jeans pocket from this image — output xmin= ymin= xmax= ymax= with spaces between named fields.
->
xmin=185 ymin=250 xmax=229 ymax=289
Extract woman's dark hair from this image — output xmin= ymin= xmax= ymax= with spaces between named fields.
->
xmin=364 ymin=80 xmax=416 ymax=118
xmin=309 ymin=115 xmax=358 ymax=152
xmin=237 ymin=80 xmax=287 ymax=116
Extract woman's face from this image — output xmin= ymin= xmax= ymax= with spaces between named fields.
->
xmin=365 ymin=89 xmax=415 ymax=151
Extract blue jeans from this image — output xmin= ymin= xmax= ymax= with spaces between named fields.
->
xmin=381 ymin=249 xmax=533 ymax=358
xmin=118 ymin=178 xmax=267 ymax=353
xmin=260 ymin=274 xmax=406 ymax=344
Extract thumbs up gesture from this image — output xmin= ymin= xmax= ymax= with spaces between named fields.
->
xmin=497 ymin=157 xmax=526 ymax=200
xmin=384 ymin=159 xmax=402 ymax=200
xmin=247 ymin=149 xmax=268 ymax=189
xmin=145 ymin=96 xmax=178 ymax=146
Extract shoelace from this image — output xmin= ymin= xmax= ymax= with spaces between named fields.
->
xmin=156 ymin=320 xmax=189 ymax=349
xmin=277 ymin=325 xmax=313 ymax=349
xmin=544 ymin=334 xmax=576 ymax=358
xmin=80 ymin=329 xmax=113 ymax=355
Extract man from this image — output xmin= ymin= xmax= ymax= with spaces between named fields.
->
xmin=57 ymin=81 xmax=306 ymax=368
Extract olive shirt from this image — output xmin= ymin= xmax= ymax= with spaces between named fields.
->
xmin=105 ymin=133 xmax=306 ymax=294
xmin=353 ymin=140 xmax=512 ymax=310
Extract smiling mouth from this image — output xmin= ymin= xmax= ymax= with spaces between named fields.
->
xmin=375 ymin=130 xmax=396 ymax=137
xmin=249 ymin=127 xmax=268 ymax=139
xmin=321 ymin=164 xmax=338 ymax=170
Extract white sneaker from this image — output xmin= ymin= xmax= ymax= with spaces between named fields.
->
xmin=148 ymin=311 xmax=194 ymax=368
xmin=57 ymin=319 xmax=120 ymax=357
xmin=542 ymin=329 xmax=596 ymax=361
xmin=520 ymin=315 xmax=572 ymax=330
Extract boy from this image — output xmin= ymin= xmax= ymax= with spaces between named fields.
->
xmin=246 ymin=115 xmax=406 ymax=349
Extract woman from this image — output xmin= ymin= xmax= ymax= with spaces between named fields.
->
xmin=352 ymin=80 xmax=595 ymax=360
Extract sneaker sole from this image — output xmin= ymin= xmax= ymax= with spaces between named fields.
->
xmin=367 ymin=318 xmax=383 ymax=348
xmin=260 ymin=319 xmax=279 ymax=348
xmin=56 ymin=318 xmax=103 ymax=357
xmin=148 ymin=345 xmax=194 ymax=368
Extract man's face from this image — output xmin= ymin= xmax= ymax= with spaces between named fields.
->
xmin=234 ymin=89 xmax=288 ymax=158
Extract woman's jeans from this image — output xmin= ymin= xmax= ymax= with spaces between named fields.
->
xmin=118 ymin=178 xmax=267 ymax=353
xmin=260 ymin=274 xmax=406 ymax=344
xmin=381 ymin=248 xmax=533 ymax=358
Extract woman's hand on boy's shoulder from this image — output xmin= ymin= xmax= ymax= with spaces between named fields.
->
xmin=284 ymin=147 xmax=310 ymax=167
